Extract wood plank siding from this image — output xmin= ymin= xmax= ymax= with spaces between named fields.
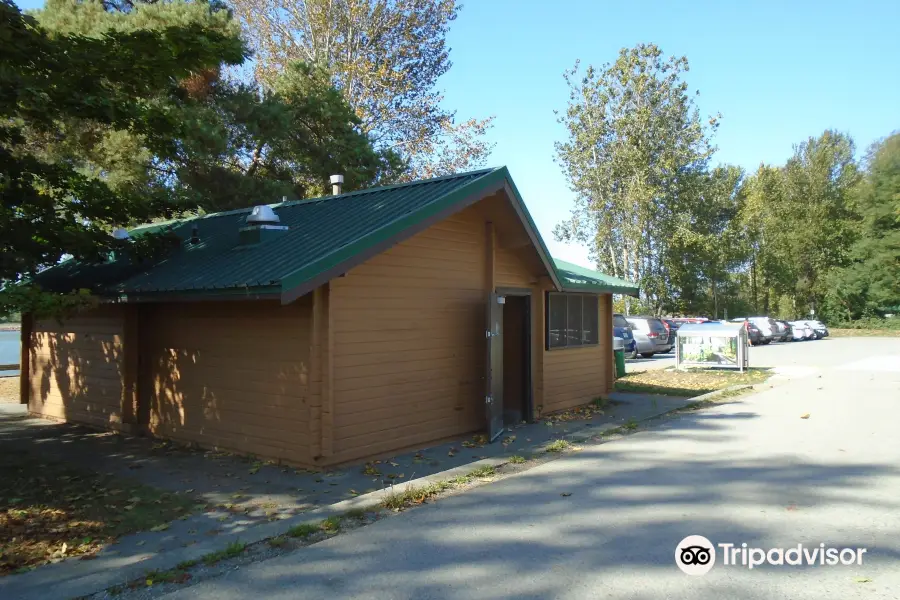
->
xmin=142 ymin=299 xmax=313 ymax=465
xmin=28 ymin=306 xmax=127 ymax=428
xmin=22 ymin=189 xmax=616 ymax=467
xmin=539 ymin=288 xmax=613 ymax=415
xmin=327 ymin=203 xmax=541 ymax=464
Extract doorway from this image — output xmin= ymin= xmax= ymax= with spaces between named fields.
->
xmin=498 ymin=290 xmax=532 ymax=426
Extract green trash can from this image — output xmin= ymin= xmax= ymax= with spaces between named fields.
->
xmin=614 ymin=348 xmax=626 ymax=378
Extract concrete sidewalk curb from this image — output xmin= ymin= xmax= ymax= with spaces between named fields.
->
xmin=3 ymin=386 xmax=755 ymax=600
xmin=1 ymin=457 xmax=511 ymax=600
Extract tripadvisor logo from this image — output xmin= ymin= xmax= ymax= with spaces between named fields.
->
xmin=675 ymin=536 xmax=868 ymax=575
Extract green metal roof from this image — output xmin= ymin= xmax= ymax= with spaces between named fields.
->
xmin=37 ymin=167 xmax=570 ymax=303
xmin=553 ymin=258 xmax=640 ymax=297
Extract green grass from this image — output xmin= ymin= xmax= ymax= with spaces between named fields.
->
xmin=343 ymin=507 xmax=368 ymax=519
xmin=592 ymin=396 xmax=610 ymax=409
xmin=201 ymin=540 xmax=246 ymax=565
xmin=544 ymin=439 xmax=572 ymax=453
xmin=614 ymin=367 xmax=771 ymax=397
xmin=381 ymin=481 xmax=453 ymax=510
xmin=623 ymin=418 xmax=639 ymax=431
xmin=830 ymin=328 xmax=900 ymax=337
xmin=466 ymin=465 xmax=497 ymax=479
xmin=286 ymin=523 xmax=319 ymax=538
xmin=267 ymin=536 xmax=289 ymax=548
xmin=175 ymin=559 xmax=199 ymax=570
xmin=320 ymin=516 xmax=341 ymax=532
xmin=143 ymin=568 xmax=190 ymax=586
xmin=508 ymin=455 xmax=526 ymax=464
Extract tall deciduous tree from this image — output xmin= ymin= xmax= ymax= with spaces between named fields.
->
xmin=740 ymin=131 xmax=860 ymax=317
xmin=666 ymin=165 xmax=748 ymax=317
xmin=782 ymin=131 xmax=860 ymax=314
xmin=230 ymin=0 xmax=494 ymax=179
xmin=554 ymin=44 xmax=719 ymax=313
xmin=826 ymin=133 xmax=900 ymax=319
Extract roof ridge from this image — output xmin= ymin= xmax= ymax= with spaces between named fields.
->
xmin=273 ymin=166 xmax=500 ymax=208
xmin=131 ymin=167 xmax=502 ymax=231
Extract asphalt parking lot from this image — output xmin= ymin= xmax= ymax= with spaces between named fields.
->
xmin=161 ymin=336 xmax=900 ymax=600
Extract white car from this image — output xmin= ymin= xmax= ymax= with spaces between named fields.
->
xmin=802 ymin=320 xmax=829 ymax=338
xmin=790 ymin=321 xmax=815 ymax=340
xmin=738 ymin=316 xmax=778 ymax=343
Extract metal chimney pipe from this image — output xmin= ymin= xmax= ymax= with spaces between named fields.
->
xmin=330 ymin=174 xmax=344 ymax=195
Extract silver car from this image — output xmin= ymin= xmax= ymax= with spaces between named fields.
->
xmin=625 ymin=316 xmax=671 ymax=358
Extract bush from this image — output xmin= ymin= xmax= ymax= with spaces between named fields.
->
xmin=830 ymin=317 xmax=900 ymax=330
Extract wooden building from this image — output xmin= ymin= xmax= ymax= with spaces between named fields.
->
xmin=23 ymin=168 xmax=639 ymax=467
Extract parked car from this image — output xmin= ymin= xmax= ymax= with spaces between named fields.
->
xmin=671 ymin=317 xmax=709 ymax=325
xmin=803 ymin=319 xmax=829 ymax=338
xmin=734 ymin=316 xmax=778 ymax=343
xmin=776 ymin=320 xmax=794 ymax=342
xmin=613 ymin=313 xmax=639 ymax=359
xmin=789 ymin=322 xmax=809 ymax=341
xmin=625 ymin=316 xmax=672 ymax=358
xmin=770 ymin=320 xmax=792 ymax=342
xmin=790 ymin=321 xmax=816 ymax=340
xmin=730 ymin=318 xmax=763 ymax=345
xmin=662 ymin=319 xmax=681 ymax=353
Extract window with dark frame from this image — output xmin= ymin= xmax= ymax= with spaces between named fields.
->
xmin=547 ymin=293 xmax=600 ymax=349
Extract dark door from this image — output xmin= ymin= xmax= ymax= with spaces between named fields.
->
xmin=486 ymin=292 xmax=505 ymax=441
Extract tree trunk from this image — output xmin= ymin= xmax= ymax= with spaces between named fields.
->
xmin=751 ymin=258 xmax=758 ymax=314
xmin=712 ymin=278 xmax=718 ymax=320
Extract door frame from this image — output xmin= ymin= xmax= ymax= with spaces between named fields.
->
xmin=495 ymin=287 xmax=534 ymax=423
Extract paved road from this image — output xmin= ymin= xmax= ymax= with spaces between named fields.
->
xmin=164 ymin=337 xmax=900 ymax=600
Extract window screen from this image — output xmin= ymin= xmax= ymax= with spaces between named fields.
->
xmin=548 ymin=293 xmax=567 ymax=348
xmin=546 ymin=293 xmax=601 ymax=349
xmin=583 ymin=296 xmax=599 ymax=344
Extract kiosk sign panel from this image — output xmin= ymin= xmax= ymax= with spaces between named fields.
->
xmin=675 ymin=323 xmax=749 ymax=372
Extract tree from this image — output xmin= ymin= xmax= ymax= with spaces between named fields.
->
xmin=741 ymin=164 xmax=794 ymax=314
xmin=31 ymin=0 xmax=400 ymax=213
xmin=781 ymin=131 xmax=860 ymax=315
xmin=739 ymin=131 xmax=860 ymax=317
xmin=554 ymin=44 xmax=719 ymax=314
xmin=1 ymin=0 xmax=243 ymax=303
xmin=666 ymin=165 xmax=748 ymax=317
xmin=826 ymin=133 xmax=900 ymax=319
xmin=229 ymin=0 xmax=494 ymax=179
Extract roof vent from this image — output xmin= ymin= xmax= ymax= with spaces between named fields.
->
xmin=112 ymin=228 xmax=130 ymax=240
xmin=246 ymin=205 xmax=280 ymax=225
xmin=330 ymin=174 xmax=344 ymax=195
xmin=239 ymin=204 xmax=288 ymax=247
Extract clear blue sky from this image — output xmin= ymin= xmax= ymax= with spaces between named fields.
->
xmin=15 ymin=0 xmax=900 ymax=267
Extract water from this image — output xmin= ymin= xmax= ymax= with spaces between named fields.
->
xmin=0 ymin=329 xmax=20 ymax=377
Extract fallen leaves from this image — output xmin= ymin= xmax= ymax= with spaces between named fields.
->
xmin=615 ymin=368 xmax=772 ymax=397
xmin=800 ymin=413 xmax=810 ymax=419
xmin=362 ymin=464 xmax=382 ymax=477
xmin=0 ymin=450 xmax=196 ymax=575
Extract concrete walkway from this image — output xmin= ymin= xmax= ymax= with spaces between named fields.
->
xmin=158 ymin=337 xmax=900 ymax=600
xmin=0 ymin=390 xmax=693 ymax=600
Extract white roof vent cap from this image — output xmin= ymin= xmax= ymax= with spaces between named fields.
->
xmin=112 ymin=228 xmax=130 ymax=240
xmin=246 ymin=205 xmax=280 ymax=225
